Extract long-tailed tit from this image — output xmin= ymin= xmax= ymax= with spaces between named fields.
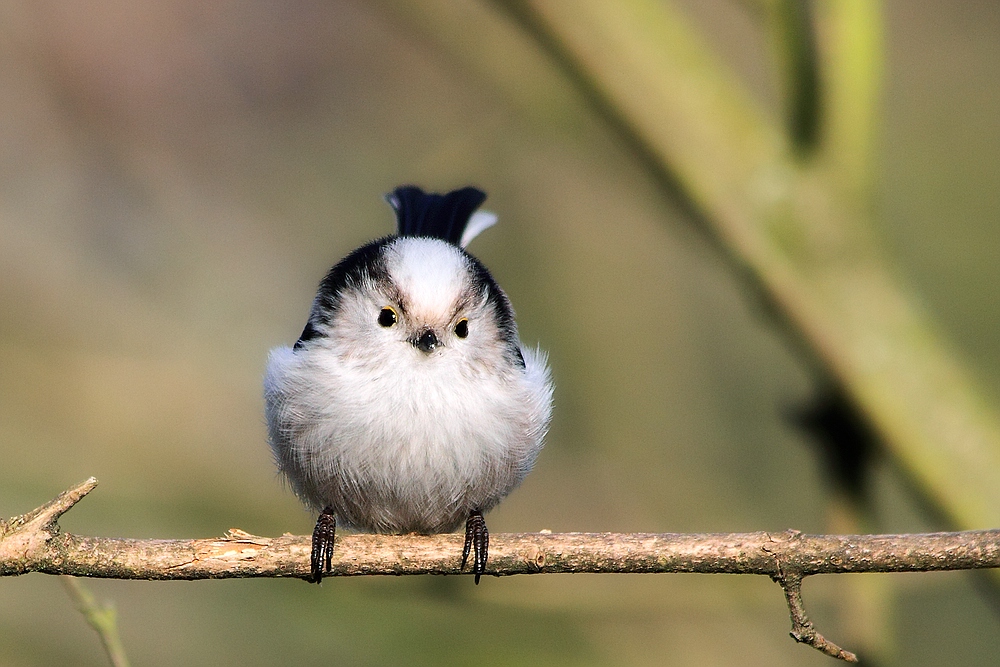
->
xmin=264 ymin=186 xmax=553 ymax=583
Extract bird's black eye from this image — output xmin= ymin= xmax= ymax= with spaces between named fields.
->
xmin=378 ymin=307 xmax=398 ymax=328
xmin=454 ymin=318 xmax=469 ymax=339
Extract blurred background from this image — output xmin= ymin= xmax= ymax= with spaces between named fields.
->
xmin=1 ymin=1 xmax=998 ymax=665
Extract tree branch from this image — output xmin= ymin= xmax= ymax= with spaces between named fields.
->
xmin=6 ymin=480 xmax=1000 ymax=662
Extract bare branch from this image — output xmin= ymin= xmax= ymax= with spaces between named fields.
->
xmin=6 ymin=480 xmax=1000 ymax=662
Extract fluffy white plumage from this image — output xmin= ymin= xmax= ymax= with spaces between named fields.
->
xmin=264 ymin=221 xmax=553 ymax=536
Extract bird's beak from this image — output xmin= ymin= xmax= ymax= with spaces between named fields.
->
xmin=411 ymin=329 xmax=439 ymax=354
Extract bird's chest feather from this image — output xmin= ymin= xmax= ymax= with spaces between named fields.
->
xmin=308 ymin=343 xmax=517 ymax=480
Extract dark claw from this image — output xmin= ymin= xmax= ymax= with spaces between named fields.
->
xmin=310 ymin=507 xmax=336 ymax=584
xmin=461 ymin=510 xmax=489 ymax=584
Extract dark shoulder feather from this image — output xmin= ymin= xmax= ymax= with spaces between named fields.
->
xmin=294 ymin=237 xmax=394 ymax=349
xmin=385 ymin=185 xmax=487 ymax=246
xmin=465 ymin=254 xmax=525 ymax=369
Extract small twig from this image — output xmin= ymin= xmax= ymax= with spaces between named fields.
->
xmin=0 ymin=476 xmax=98 ymax=536
xmin=61 ymin=576 xmax=130 ymax=667
xmin=775 ymin=571 xmax=858 ymax=662
xmin=766 ymin=530 xmax=858 ymax=662
xmin=6 ymin=480 xmax=1000 ymax=662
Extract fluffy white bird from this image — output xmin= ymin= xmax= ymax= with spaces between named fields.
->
xmin=264 ymin=186 xmax=553 ymax=583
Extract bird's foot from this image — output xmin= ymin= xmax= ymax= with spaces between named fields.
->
xmin=461 ymin=510 xmax=489 ymax=584
xmin=310 ymin=506 xmax=336 ymax=584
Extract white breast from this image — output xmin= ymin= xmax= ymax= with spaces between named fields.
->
xmin=264 ymin=341 xmax=552 ymax=533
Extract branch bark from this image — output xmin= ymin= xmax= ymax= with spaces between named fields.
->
xmin=6 ymin=480 xmax=1000 ymax=662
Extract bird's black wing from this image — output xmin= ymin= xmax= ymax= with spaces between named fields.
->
xmin=385 ymin=185 xmax=487 ymax=246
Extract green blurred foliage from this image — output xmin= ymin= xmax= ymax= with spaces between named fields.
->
xmin=0 ymin=1 xmax=998 ymax=665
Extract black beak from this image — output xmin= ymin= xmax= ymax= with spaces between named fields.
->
xmin=412 ymin=329 xmax=439 ymax=354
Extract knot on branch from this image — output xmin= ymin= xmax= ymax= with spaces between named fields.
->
xmin=762 ymin=528 xmax=804 ymax=583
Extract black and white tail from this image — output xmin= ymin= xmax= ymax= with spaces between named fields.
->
xmin=386 ymin=185 xmax=497 ymax=248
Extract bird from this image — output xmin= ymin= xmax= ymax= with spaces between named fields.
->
xmin=264 ymin=185 xmax=553 ymax=584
